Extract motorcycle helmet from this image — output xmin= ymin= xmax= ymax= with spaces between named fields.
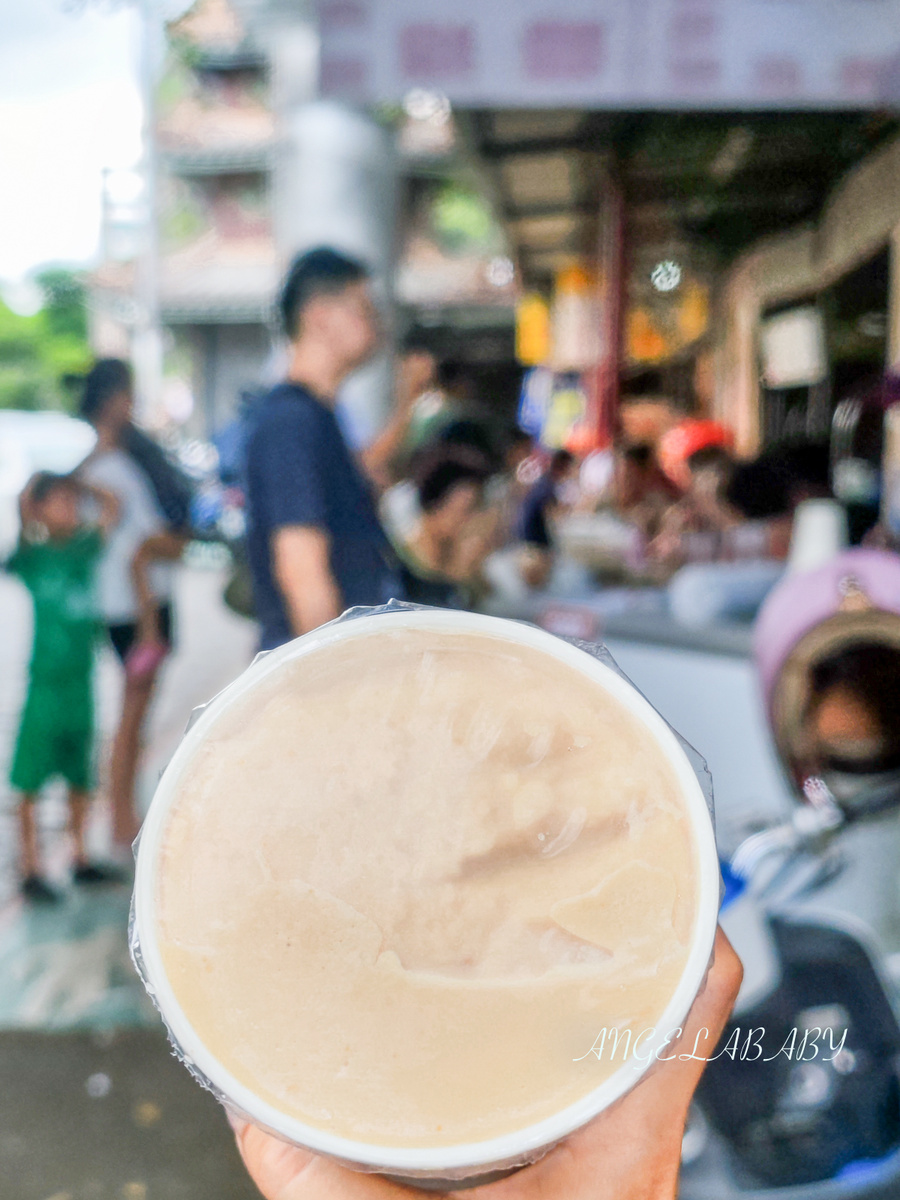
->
xmin=755 ymin=547 xmax=900 ymax=817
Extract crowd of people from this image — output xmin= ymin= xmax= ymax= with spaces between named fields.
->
xmin=3 ymin=243 xmax=850 ymax=910
xmin=238 ymin=250 xmax=836 ymax=643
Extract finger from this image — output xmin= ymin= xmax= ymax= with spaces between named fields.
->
xmin=225 ymin=1108 xmax=246 ymax=1135
xmin=451 ymin=936 xmax=742 ymax=1200
xmin=624 ymin=926 xmax=742 ymax=1115
xmin=659 ymin=927 xmax=743 ymax=1085
xmin=235 ymin=1122 xmax=448 ymax=1200
xmin=558 ymin=929 xmax=742 ymax=1159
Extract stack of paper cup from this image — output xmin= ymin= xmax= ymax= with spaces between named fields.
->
xmin=787 ymin=499 xmax=849 ymax=575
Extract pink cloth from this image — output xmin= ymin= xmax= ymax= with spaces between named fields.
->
xmin=124 ymin=640 xmax=169 ymax=681
xmin=754 ymin=548 xmax=900 ymax=714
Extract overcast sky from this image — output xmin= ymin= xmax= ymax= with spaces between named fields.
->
xmin=0 ymin=0 xmax=190 ymax=297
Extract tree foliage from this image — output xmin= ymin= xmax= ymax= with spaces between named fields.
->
xmin=0 ymin=271 xmax=92 ymax=412
xmin=430 ymin=182 xmax=497 ymax=255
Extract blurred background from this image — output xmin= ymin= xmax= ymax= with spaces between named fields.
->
xmin=5 ymin=1 xmax=900 ymax=1197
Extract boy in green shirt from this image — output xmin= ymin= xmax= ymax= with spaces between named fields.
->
xmin=8 ymin=471 xmax=119 ymax=903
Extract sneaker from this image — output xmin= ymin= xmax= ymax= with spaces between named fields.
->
xmin=21 ymin=875 xmax=63 ymax=905
xmin=73 ymin=862 xmax=130 ymax=887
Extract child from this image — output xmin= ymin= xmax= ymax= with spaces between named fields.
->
xmin=7 ymin=471 xmax=119 ymax=903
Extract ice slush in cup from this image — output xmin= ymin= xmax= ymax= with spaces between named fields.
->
xmin=131 ymin=607 xmax=720 ymax=1182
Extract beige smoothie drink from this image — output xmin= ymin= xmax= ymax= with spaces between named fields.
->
xmin=135 ymin=612 xmax=717 ymax=1174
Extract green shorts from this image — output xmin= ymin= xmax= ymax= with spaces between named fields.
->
xmin=9 ymin=677 xmax=95 ymax=794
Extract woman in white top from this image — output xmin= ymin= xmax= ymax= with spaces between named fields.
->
xmin=78 ymin=360 xmax=190 ymax=851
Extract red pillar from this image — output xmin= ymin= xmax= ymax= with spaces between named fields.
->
xmin=587 ymin=171 xmax=626 ymax=448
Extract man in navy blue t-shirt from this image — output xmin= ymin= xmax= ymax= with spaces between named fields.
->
xmin=245 ymin=248 xmax=420 ymax=649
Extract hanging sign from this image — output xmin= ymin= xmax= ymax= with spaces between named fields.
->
xmin=317 ymin=0 xmax=900 ymax=108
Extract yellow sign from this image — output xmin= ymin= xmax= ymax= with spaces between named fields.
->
xmin=543 ymin=385 xmax=586 ymax=449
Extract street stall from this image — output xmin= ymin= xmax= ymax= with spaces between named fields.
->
xmin=316 ymin=0 xmax=900 ymax=458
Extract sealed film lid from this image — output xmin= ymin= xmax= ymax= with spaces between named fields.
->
xmin=132 ymin=605 xmax=719 ymax=1180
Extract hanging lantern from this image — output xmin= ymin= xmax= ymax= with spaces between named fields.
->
xmin=627 ymin=308 xmax=669 ymax=363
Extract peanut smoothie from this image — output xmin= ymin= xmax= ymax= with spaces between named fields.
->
xmin=153 ymin=627 xmax=701 ymax=1149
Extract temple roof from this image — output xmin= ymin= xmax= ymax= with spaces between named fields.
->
xmin=159 ymin=231 xmax=278 ymax=323
xmin=158 ymin=94 xmax=274 ymax=171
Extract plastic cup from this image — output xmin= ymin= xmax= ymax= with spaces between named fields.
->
xmin=787 ymin=499 xmax=849 ymax=575
xmin=131 ymin=607 xmax=720 ymax=1184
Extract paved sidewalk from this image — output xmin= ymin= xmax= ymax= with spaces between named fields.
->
xmin=0 ymin=1028 xmax=260 ymax=1200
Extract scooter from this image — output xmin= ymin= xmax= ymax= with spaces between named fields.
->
xmin=680 ymin=549 xmax=900 ymax=1199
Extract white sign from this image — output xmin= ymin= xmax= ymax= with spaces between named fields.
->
xmin=760 ymin=306 xmax=828 ymax=388
xmin=316 ymin=0 xmax=900 ymax=107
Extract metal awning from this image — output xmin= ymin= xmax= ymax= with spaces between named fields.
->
xmin=461 ymin=109 xmax=900 ymax=289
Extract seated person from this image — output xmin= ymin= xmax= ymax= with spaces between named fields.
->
xmin=403 ymin=360 xmax=476 ymax=455
xmin=723 ymin=453 xmax=797 ymax=560
xmin=487 ymin=428 xmax=536 ymax=547
xmin=720 ymin=439 xmax=832 ymax=562
xmin=516 ymin=449 xmax=578 ymax=589
xmin=612 ymin=442 xmax=682 ymax=540
xmin=666 ymin=438 xmax=837 ymax=627
xmin=649 ymin=445 xmax=737 ymax=567
xmin=667 ymin=452 xmax=795 ymax=627
xmin=396 ymin=455 xmax=493 ymax=609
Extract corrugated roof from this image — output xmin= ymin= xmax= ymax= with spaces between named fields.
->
xmin=462 ymin=109 xmax=900 ymax=287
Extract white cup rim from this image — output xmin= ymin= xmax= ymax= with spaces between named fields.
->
xmin=133 ymin=608 xmax=720 ymax=1175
